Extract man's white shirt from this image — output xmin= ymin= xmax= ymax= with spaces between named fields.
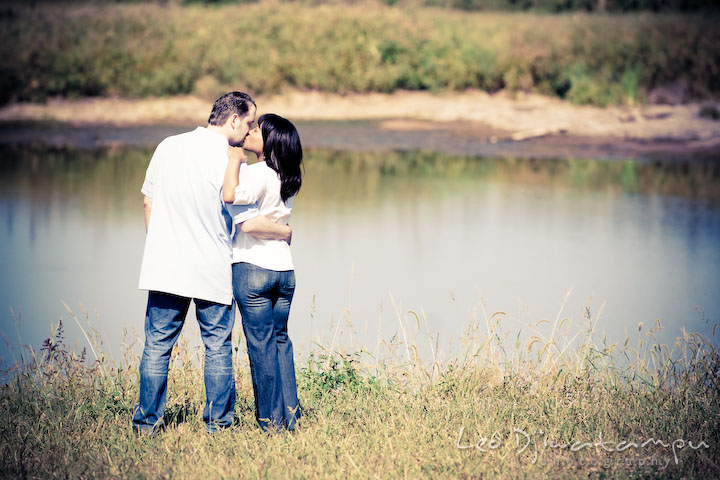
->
xmin=139 ymin=127 xmax=257 ymax=305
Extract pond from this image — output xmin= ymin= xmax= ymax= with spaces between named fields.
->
xmin=1 ymin=137 xmax=719 ymax=367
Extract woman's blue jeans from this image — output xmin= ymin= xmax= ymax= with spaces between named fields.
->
xmin=233 ymin=262 xmax=300 ymax=431
xmin=132 ymin=291 xmax=235 ymax=433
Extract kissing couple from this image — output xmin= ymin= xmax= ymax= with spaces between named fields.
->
xmin=132 ymin=91 xmax=303 ymax=434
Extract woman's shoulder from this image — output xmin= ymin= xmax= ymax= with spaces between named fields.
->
xmin=249 ymin=161 xmax=280 ymax=181
xmin=247 ymin=161 xmax=268 ymax=171
xmin=248 ymin=161 xmax=273 ymax=173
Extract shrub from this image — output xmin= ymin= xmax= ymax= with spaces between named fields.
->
xmin=0 ymin=4 xmax=718 ymax=105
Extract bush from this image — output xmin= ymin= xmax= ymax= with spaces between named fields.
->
xmin=0 ymin=4 xmax=718 ymax=105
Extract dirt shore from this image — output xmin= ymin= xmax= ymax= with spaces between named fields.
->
xmin=1 ymin=90 xmax=719 ymax=158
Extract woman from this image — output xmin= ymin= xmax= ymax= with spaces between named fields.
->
xmin=223 ymin=113 xmax=303 ymax=432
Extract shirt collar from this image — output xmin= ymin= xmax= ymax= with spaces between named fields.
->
xmin=195 ymin=126 xmax=229 ymax=147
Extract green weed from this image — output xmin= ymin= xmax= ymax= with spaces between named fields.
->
xmin=1 ymin=4 xmax=718 ymax=106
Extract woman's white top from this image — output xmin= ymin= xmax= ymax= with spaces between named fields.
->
xmin=232 ymin=161 xmax=294 ymax=271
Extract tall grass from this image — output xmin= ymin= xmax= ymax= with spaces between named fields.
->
xmin=1 ymin=294 xmax=717 ymax=478
xmin=1 ymin=3 xmax=718 ymax=106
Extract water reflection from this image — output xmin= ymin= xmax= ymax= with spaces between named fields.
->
xmin=1 ymin=145 xmax=718 ymax=366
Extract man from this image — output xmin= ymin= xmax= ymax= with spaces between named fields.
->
xmin=133 ymin=91 xmax=290 ymax=434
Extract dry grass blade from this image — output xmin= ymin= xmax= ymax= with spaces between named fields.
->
xmin=60 ymin=300 xmax=105 ymax=378
xmin=1 ymin=288 xmax=717 ymax=478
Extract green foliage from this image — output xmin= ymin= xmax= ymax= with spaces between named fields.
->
xmin=297 ymin=350 xmax=387 ymax=418
xmin=621 ymin=62 xmax=644 ymax=104
xmin=0 ymin=4 xmax=719 ymax=105
xmin=300 ymin=352 xmax=367 ymax=398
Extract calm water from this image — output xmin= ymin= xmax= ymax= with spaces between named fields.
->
xmin=1 ymin=144 xmax=719 ymax=366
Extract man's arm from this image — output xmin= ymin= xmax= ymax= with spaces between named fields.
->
xmin=241 ymin=216 xmax=292 ymax=244
xmin=143 ymin=196 xmax=153 ymax=232
xmin=225 ymin=147 xmax=290 ymax=242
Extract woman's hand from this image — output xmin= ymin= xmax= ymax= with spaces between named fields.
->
xmin=227 ymin=146 xmax=248 ymax=164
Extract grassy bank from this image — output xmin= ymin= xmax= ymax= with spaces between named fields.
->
xmin=1 ymin=3 xmax=719 ymax=106
xmin=1 ymin=301 xmax=718 ymax=478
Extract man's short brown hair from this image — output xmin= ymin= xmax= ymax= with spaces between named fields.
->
xmin=208 ymin=91 xmax=256 ymax=126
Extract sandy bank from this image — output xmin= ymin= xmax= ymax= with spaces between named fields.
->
xmin=1 ymin=90 xmax=719 ymax=159
xmin=0 ymin=90 xmax=717 ymax=139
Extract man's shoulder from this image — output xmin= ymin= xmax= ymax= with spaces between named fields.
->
xmin=159 ymin=128 xmax=201 ymax=147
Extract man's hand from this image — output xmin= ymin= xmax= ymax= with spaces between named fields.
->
xmin=241 ymin=216 xmax=292 ymax=244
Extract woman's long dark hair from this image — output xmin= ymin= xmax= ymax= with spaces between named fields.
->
xmin=259 ymin=113 xmax=303 ymax=203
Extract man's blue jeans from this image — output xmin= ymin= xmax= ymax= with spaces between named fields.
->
xmin=233 ymin=262 xmax=300 ymax=431
xmin=132 ymin=291 xmax=235 ymax=433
